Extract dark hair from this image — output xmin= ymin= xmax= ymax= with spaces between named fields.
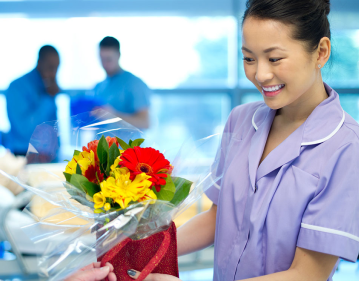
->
xmin=243 ymin=0 xmax=331 ymax=52
xmin=38 ymin=45 xmax=59 ymax=60
xmin=99 ymin=36 xmax=120 ymax=52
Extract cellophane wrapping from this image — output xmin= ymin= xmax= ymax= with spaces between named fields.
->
xmin=0 ymin=110 xmax=225 ymax=280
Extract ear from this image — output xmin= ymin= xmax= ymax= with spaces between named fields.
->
xmin=316 ymin=37 xmax=331 ymax=69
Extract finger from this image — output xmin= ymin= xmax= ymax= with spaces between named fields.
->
xmin=127 ymin=270 xmax=158 ymax=281
xmin=127 ymin=269 xmax=142 ymax=280
xmin=93 ymin=262 xmax=102 ymax=268
xmin=108 ymin=272 xmax=117 ymax=281
xmin=80 ymin=262 xmax=101 ymax=272
xmin=76 ymin=266 xmax=110 ymax=281
xmin=105 ymin=262 xmax=114 ymax=272
xmin=127 ymin=270 xmax=180 ymax=281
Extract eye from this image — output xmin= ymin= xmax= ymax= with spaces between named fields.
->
xmin=269 ymin=58 xmax=283 ymax=63
xmin=243 ymin=57 xmax=255 ymax=62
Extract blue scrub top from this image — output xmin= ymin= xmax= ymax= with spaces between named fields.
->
xmin=5 ymin=68 xmax=57 ymax=154
xmin=92 ymin=70 xmax=151 ymax=114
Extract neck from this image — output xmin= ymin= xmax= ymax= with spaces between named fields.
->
xmin=278 ymin=76 xmax=328 ymax=123
xmin=107 ymin=65 xmax=121 ymax=77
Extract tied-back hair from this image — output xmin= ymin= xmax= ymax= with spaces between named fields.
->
xmin=243 ymin=0 xmax=331 ymax=53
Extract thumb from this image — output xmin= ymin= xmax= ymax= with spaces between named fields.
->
xmin=77 ymin=266 xmax=110 ymax=281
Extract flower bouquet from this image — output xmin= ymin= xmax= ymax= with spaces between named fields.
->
xmin=0 ymin=110 xmax=223 ymax=281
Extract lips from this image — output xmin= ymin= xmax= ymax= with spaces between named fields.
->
xmin=261 ymin=84 xmax=285 ymax=97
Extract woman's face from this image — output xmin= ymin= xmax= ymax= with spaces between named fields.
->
xmin=242 ymin=17 xmax=319 ymax=110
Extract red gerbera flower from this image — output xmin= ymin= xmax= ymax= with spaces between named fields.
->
xmin=119 ymin=147 xmax=171 ymax=192
xmin=82 ymin=137 xmax=119 ymax=162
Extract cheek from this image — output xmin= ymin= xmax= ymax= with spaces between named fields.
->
xmin=280 ymin=61 xmax=312 ymax=89
xmin=244 ymin=64 xmax=256 ymax=82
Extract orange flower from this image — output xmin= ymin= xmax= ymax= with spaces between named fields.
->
xmin=82 ymin=137 xmax=119 ymax=162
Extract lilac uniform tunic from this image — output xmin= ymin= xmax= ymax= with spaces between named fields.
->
xmin=206 ymin=83 xmax=359 ymax=281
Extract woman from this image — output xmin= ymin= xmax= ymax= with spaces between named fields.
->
xmin=128 ymin=0 xmax=359 ymax=280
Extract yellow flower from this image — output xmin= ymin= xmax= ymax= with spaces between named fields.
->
xmin=104 ymin=203 xmax=111 ymax=211
xmin=65 ymin=155 xmax=80 ymax=175
xmin=110 ymin=156 xmax=121 ymax=171
xmin=65 ymin=150 xmax=95 ymax=176
xmin=138 ymin=188 xmax=157 ymax=203
xmin=100 ymin=169 xmax=153 ymax=209
xmin=77 ymin=150 xmax=95 ymax=174
xmin=93 ymin=192 xmax=106 ymax=209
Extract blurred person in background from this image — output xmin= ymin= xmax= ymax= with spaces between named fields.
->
xmin=4 ymin=45 xmax=60 ymax=156
xmin=92 ymin=36 xmax=151 ymax=129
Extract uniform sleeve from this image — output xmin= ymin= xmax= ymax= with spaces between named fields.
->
xmin=6 ymin=82 xmax=36 ymax=140
xmin=130 ymin=78 xmax=151 ymax=113
xmin=297 ymin=142 xmax=359 ymax=262
xmin=205 ymin=110 xmax=235 ymax=205
xmin=6 ymin=80 xmax=57 ymax=152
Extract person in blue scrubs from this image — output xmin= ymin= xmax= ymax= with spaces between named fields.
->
xmin=5 ymin=45 xmax=60 ymax=156
xmin=92 ymin=36 xmax=151 ymax=129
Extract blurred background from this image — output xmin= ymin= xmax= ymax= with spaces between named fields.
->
xmin=0 ymin=0 xmax=358 ymax=280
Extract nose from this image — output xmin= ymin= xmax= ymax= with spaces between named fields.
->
xmin=255 ymin=61 xmax=274 ymax=85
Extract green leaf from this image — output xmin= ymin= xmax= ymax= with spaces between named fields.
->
xmin=63 ymin=177 xmax=95 ymax=208
xmin=153 ymin=175 xmax=176 ymax=201
xmin=109 ymin=143 xmax=121 ymax=168
xmin=116 ymin=137 xmax=131 ymax=150
xmin=76 ymin=163 xmax=82 ymax=175
xmin=74 ymin=150 xmax=81 ymax=156
xmin=131 ymin=138 xmax=145 ymax=147
xmin=63 ymin=172 xmax=72 ymax=182
xmin=170 ymin=177 xmax=193 ymax=206
xmin=97 ymin=135 xmax=109 ymax=176
xmin=70 ymin=174 xmax=100 ymax=196
xmin=83 ymin=180 xmax=101 ymax=197
xmin=69 ymin=174 xmax=86 ymax=193
xmin=129 ymin=139 xmax=133 ymax=146
xmin=64 ymin=159 xmax=70 ymax=162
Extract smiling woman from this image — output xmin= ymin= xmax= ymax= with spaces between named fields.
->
xmin=129 ymin=1 xmax=359 ymax=281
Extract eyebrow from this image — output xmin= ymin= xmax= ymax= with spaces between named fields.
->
xmin=242 ymin=46 xmax=286 ymax=53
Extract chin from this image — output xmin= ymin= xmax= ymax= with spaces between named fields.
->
xmin=263 ymin=97 xmax=284 ymax=110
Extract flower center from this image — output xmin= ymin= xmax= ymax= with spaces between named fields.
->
xmin=136 ymin=163 xmax=153 ymax=174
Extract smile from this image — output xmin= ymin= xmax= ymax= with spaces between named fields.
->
xmin=261 ymin=84 xmax=285 ymax=97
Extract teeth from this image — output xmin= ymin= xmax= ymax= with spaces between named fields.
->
xmin=263 ymin=84 xmax=284 ymax=92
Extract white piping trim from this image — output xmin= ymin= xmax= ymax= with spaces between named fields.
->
xmin=252 ymin=107 xmax=260 ymax=131
xmin=301 ymin=223 xmax=359 ymax=242
xmin=301 ymin=110 xmax=345 ymax=146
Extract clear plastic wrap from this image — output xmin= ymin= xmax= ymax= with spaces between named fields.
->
xmin=0 ymin=109 xmax=224 ymax=280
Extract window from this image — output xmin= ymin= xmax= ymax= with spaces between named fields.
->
xmin=0 ymin=16 xmax=235 ymax=90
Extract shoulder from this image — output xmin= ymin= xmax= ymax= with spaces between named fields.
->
xmin=121 ymin=71 xmax=149 ymax=88
xmin=318 ymin=112 xmax=359 ymax=173
xmin=8 ymin=71 xmax=33 ymax=91
xmin=342 ymin=112 xmax=359 ymax=142
xmin=328 ymin=112 xmax=359 ymax=153
xmin=94 ymin=79 xmax=105 ymax=89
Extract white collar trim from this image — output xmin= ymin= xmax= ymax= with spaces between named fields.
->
xmin=252 ymin=107 xmax=345 ymax=146
xmin=252 ymin=107 xmax=260 ymax=131
xmin=301 ymin=110 xmax=345 ymax=146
